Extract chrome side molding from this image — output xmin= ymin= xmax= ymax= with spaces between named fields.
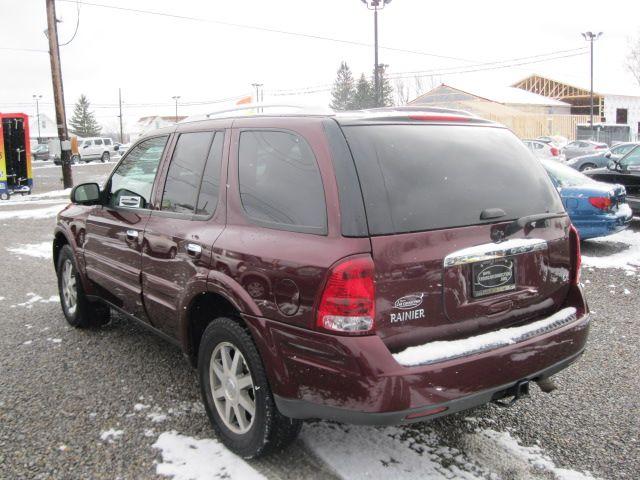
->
xmin=443 ymin=238 xmax=548 ymax=267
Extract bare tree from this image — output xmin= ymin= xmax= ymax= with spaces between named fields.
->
xmin=627 ymin=34 xmax=640 ymax=86
xmin=394 ymin=78 xmax=412 ymax=106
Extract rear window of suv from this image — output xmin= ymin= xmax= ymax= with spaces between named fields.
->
xmin=342 ymin=124 xmax=564 ymax=235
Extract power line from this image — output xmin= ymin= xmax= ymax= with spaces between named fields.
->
xmin=0 ymin=47 xmax=48 ymax=53
xmin=60 ymin=0 xmax=81 ymax=46
xmin=58 ymin=0 xmax=476 ymax=63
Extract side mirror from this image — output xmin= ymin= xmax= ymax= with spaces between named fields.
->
xmin=604 ymin=151 xmax=611 ymax=159
xmin=114 ymin=145 xmax=120 ymax=151
xmin=71 ymin=183 xmax=101 ymax=205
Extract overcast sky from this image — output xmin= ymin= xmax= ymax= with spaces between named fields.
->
xmin=1 ymin=0 xmax=639 ymax=133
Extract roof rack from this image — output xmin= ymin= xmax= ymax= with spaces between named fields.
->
xmin=204 ymin=103 xmax=333 ymax=119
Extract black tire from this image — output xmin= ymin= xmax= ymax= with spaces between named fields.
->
xmin=579 ymin=163 xmax=597 ymax=172
xmin=56 ymin=244 xmax=110 ymax=328
xmin=101 ymin=152 xmax=110 ymax=163
xmin=198 ymin=317 xmax=302 ymax=458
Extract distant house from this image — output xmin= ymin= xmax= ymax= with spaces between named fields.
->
xmin=409 ymin=83 xmax=571 ymax=116
xmin=513 ymin=75 xmax=640 ymax=141
xmin=129 ymin=115 xmax=187 ymax=139
xmin=28 ymin=113 xmax=58 ymax=145
xmin=408 ymin=83 xmax=580 ymax=139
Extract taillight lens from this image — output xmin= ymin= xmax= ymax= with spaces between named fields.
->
xmin=595 ymin=145 xmax=607 ymax=149
xmin=569 ymin=224 xmax=581 ymax=285
xmin=550 ymin=147 xmax=559 ymax=156
xmin=317 ymin=255 xmax=375 ymax=335
xmin=588 ymin=196 xmax=612 ymax=210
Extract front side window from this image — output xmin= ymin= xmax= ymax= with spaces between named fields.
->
xmin=94 ymin=139 xmax=103 ymax=146
xmin=104 ymin=139 xmax=112 ymax=145
xmin=238 ymin=130 xmax=326 ymax=234
xmin=109 ymin=136 xmax=168 ymax=208
xmin=612 ymin=144 xmax=634 ymax=156
xmin=162 ymin=131 xmax=214 ymax=214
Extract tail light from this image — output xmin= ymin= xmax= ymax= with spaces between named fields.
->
xmin=595 ymin=145 xmax=607 ymax=150
xmin=569 ymin=224 xmax=581 ymax=285
xmin=588 ymin=196 xmax=612 ymax=210
xmin=317 ymin=255 xmax=375 ymax=335
xmin=550 ymin=147 xmax=559 ymax=156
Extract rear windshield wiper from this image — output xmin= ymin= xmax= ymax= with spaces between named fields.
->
xmin=495 ymin=212 xmax=566 ymax=241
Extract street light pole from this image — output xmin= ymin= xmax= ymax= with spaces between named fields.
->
xmin=361 ymin=0 xmax=392 ymax=107
xmin=581 ymin=31 xmax=603 ymax=135
xmin=32 ymin=94 xmax=42 ymax=143
xmin=171 ymin=95 xmax=181 ymax=124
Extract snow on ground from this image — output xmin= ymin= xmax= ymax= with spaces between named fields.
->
xmin=11 ymin=293 xmax=59 ymax=309
xmin=7 ymin=241 xmax=52 ymax=259
xmin=3 ymin=189 xmax=71 ymax=204
xmin=0 ymin=204 xmax=66 ymax=220
xmin=581 ymin=229 xmax=640 ymax=271
xmin=302 ymin=422 xmax=596 ymax=480
xmin=153 ymin=431 xmax=266 ymax=480
xmin=100 ymin=429 xmax=124 ymax=443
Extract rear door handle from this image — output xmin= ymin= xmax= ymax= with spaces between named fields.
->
xmin=186 ymin=243 xmax=202 ymax=257
xmin=126 ymin=229 xmax=139 ymax=241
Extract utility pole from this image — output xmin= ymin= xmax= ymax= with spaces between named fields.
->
xmin=581 ymin=31 xmax=603 ymax=136
xmin=32 ymin=94 xmax=42 ymax=143
xmin=172 ymin=95 xmax=181 ymax=124
xmin=118 ymin=88 xmax=124 ymax=143
xmin=361 ymin=0 xmax=392 ymax=107
xmin=46 ymin=0 xmax=73 ymax=188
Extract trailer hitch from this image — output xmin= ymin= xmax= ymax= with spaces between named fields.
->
xmin=492 ymin=380 xmax=530 ymax=407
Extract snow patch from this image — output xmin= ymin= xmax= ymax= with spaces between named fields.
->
xmin=134 ymin=403 xmax=150 ymax=412
xmin=100 ymin=429 xmax=123 ymax=442
xmin=393 ymin=307 xmax=577 ymax=366
xmin=582 ymin=229 xmax=640 ymax=271
xmin=304 ymin=422 xmax=596 ymax=480
xmin=0 ymin=204 xmax=66 ymax=220
xmin=153 ymin=431 xmax=266 ymax=480
xmin=148 ymin=412 xmax=168 ymax=423
xmin=7 ymin=241 xmax=52 ymax=259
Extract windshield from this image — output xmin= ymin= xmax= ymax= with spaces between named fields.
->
xmin=342 ymin=124 xmax=564 ymax=235
xmin=541 ymin=159 xmax=596 ymax=187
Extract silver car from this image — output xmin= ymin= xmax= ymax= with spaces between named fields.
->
xmin=562 ymin=140 xmax=608 ymax=160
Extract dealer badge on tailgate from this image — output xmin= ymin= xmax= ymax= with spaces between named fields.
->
xmin=472 ymin=258 xmax=516 ymax=298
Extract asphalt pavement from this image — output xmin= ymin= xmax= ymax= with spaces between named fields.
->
xmin=0 ymin=161 xmax=637 ymax=479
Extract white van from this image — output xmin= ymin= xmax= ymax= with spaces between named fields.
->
xmin=72 ymin=137 xmax=116 ymax=163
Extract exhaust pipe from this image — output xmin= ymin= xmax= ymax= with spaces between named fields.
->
xmin=536 ymin=378 xmax=557 ymax=393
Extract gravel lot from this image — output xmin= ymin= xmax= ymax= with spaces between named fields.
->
xmin=0 ymin=162 xmax=637 ymax=479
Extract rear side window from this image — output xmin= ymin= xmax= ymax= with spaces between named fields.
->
xmin=196 ymin=132 xmax=225 ymax=216
xmin=342 ymin=124 xmax=564 ymax=235
xmin=238 ymin=130 xmax=326 ymax=234
xmin=162 ymin=131 xmax=214 ymax=214
xmin=94 ymin=139 xmax=103 ymax=145
xmin=104 ymin=139 xmax=112 ymax=145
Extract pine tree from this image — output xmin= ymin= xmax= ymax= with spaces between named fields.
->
xmin=350 ymin=74 xmax=376 ymax=110
xmin=329 ymin=62 xmax=355 ymax=111
xmin=378 ymin=69 xmax=394 ymax=107
xmin=69 ymin=94 xmax=102 ymax=137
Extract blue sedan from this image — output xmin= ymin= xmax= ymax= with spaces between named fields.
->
xmin=541 ymin=159 xmax=632 ymax=240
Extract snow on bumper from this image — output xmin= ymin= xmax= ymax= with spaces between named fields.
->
xmin=393 ymin=307 xmax=578 ymax=367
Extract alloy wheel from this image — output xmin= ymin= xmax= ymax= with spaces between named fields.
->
xmin=61 ymin=259 xmax=77 ymax=316
xmin=210 ymin=341 xmax=256 ymax=434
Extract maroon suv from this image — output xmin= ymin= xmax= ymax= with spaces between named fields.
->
xmin=53 ymin=108 xmax=589 ymax=458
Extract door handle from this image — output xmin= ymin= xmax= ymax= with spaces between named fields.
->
xmin=186 ymin=243 xmax=202 ymax=257
xmin=126 ymin=229 xmax=139 ymax=241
